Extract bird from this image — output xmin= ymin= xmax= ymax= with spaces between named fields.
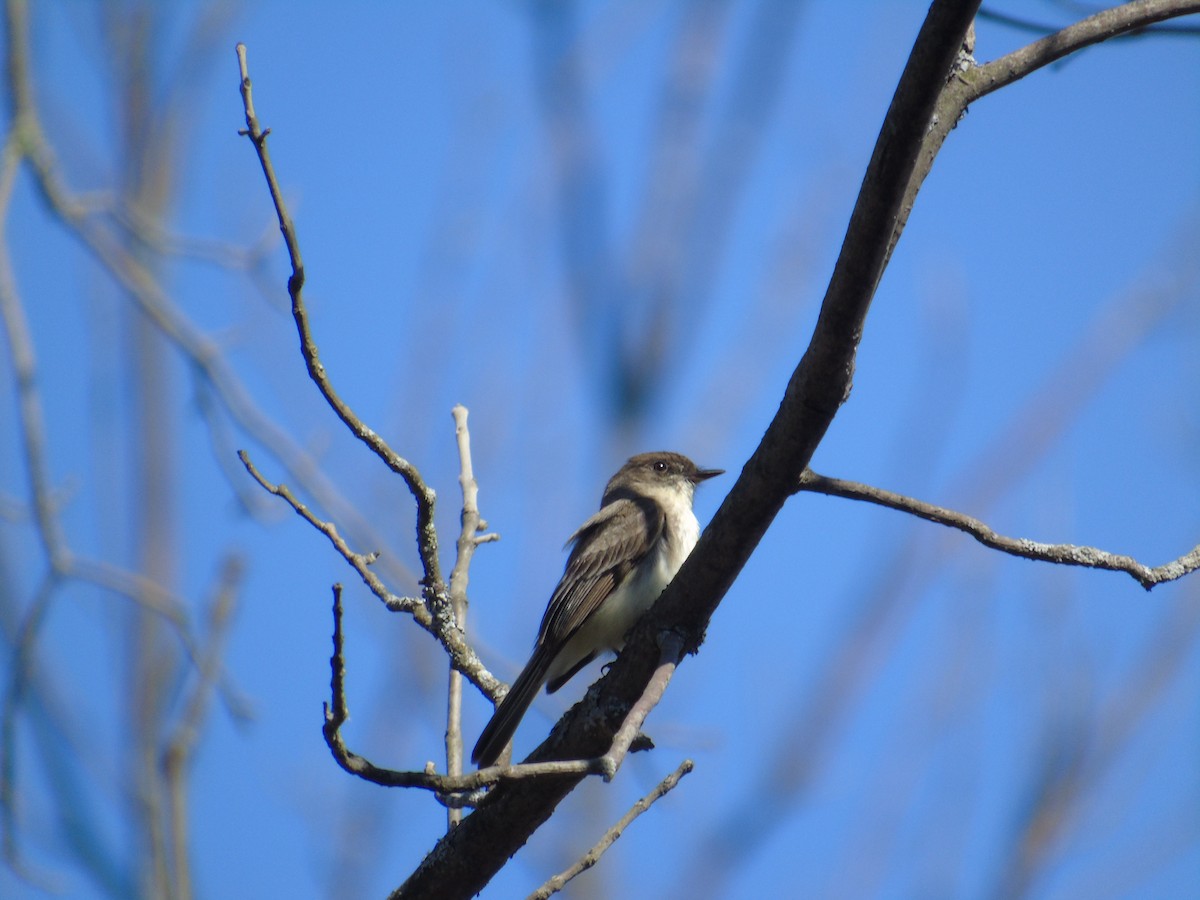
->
xmin=472 ymin=451 xmax=722 ymax=768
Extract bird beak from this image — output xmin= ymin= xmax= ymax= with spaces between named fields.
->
xmin=692 ymin=467 xmax=723 ymax=483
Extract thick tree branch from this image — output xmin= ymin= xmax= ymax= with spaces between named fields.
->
xmin=797 ymin=470 xmax=1200 ymax=590
xmin=396 ymin=3 xmax=982 ymax=896
xmin=894 ymin=0 xmax=1200 ymax=262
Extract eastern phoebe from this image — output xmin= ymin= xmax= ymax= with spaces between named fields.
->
xmin=472 ymin=451 xmax=722 ymax=768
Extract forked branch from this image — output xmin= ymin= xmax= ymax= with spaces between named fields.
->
xmin=234 ymin=42 xmax=446 ymax=605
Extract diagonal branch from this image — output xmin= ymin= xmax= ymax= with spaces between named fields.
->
xmin=968 ymin=0 xmax=1200 ymax=101
xmin=233 ymin=43 xmax=446 ymax=602
xmin=593 ymin=631 xmax=685 ymax=782
xmin=237 ymin=450 xmax=501 ymax=699
xmin=797 ymin=470 xmax=1200 ymax=590
xmin=893 ymin=0 xmax=1200 ymax=262
xmin=978 ymin=4 xmax=1200 ymax=39
xmin=395 ymin=3 xmax=983 ymax=896
xmin=527 ymin=758 xmax=694 ymax=900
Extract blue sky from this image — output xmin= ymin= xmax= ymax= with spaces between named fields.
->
xmin=1 ymin=2 xmax=1198 ymax=898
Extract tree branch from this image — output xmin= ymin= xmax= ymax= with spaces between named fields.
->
xmin=318 ymin=581 xmax=682 ymax=811
xmin=320 ymin=586 xmax=605 ymax=806
xmin=526 ymin=759 xmax=694 ymax=900
xmin=968 ymin=1 xmax=1200 ymax=102
xmin=395 ymin=3 xmax=983 ymax=896
xmin=593 ymin=630 xmax=685 ymax=782
xmin=679 ymin=239 xmax=1199 ymax=896
xmin=234 ymin=43 xmax=445 ymax=605
xmin=891 ymin=0 xmax=1200 ymax=273
xmin=0 ymin=108 xmax=234 ymax=875
xmin=445 ymin=405 xmax=498 ymax=827
xmin=796 ymin=470 xmax=1200 ymax=590
xmin=978 ymin=4 xmax=1200 ymax=39
xmin=237 ymin=450 xmax=501 ymax=699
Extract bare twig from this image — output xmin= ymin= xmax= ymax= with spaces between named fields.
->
xmin=190 ymin=372 xmax=276 ymax=519
xmin=34 ymin=182 xmax=280 ymax=273
xmin=320 ymin=586 xmax=603 ymax=807
xmin=111 ymin=200 xmax=280 ymax=272
xmin=891 ymin=0 xmax=1200 ymax=269
xmin=797 ymin=470 xmax=1200 ymax=590
xmin=968 ymin=1 xmax=1200 ymax=101
xmin=527 ymin=758 xmax=694 ymax=900
xmin=237 ymin=450 xmax=501 ymax=699
xmin=233 ymin=43 xmax=444 ymax=606
xmin=595 ymin=631 xmax=685 ymax=782
xmin=444 ymin=405 xmax=499 ymax=827
xmin=978 ymin=4 xmax=1200 ymax=39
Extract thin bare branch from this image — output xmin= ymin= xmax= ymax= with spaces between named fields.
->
xmin=0 ymin=574 xmax=56 ymax=885
xmin=0 ymin=111 xmax=229 ymax=876
xmin=444 ymin=405 xmax=498 ymax=828
xmin=447 ymin=405 xmax=500 ymax=604
xmin=797 ymin=470 xmax=1200 ymax=590
xmin=237 ymin=450 xmax=501 ymax=699
xmin=112 ymin=200 xmax=280 ymax=271
xmin=233 ymin=43 xmax=445 ymax=602
xmin=968 ymin=1 xmax=1200 ymax=102
xmin=527 ymin=758 xmax=694 ymax=900
xmin=978 ymin=4 xmax=1200 ymax=38
xmin=320 ymin=586 xmax=602 ymax=807
xmin=595 ymin=631 xmax=685 ymax=782
xmin=891 ymin=0 xmax=1200 ymax=270
xmin=0 ymin=130 xmax=67 ymax=569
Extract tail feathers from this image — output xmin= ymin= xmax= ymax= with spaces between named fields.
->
xmin=471 ymin=649 xmax=551 ymax=768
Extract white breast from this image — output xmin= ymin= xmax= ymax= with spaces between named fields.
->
xmin=548 ymin=501 xmax=701 ymax=683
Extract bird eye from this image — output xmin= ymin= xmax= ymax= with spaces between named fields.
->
xmin=653 ymin=460 xmax=668 ymax=473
